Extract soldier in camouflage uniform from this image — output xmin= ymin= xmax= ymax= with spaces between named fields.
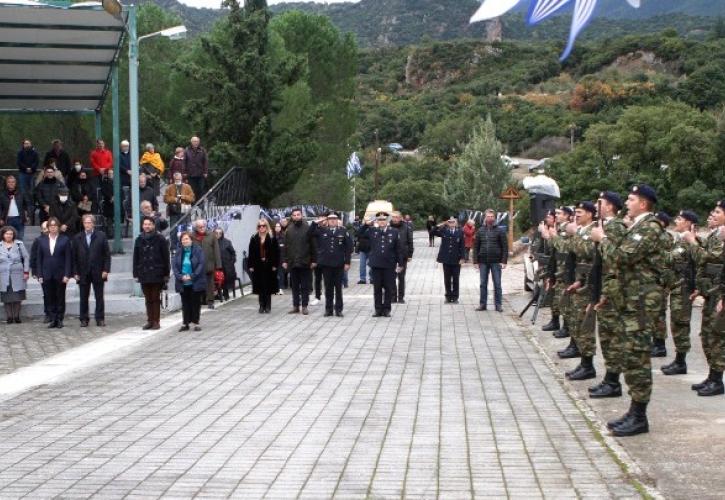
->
xmin=544 ymin=207 xmax=575 ymax=343
xmin=685 ymin=200 xmax=725 ymax=397
xmin=560 ymin=201 xmax=598 ymax=380
xmin=591 ymin=184 xmax=665 ymax=437
xmin=537 ymin=210 xmax=558 ymax=330
xmin=588 ymin=191 xmax=628 ymax=398
xmin=651 ymin=211 xmax=674 ymax=358
xmin=660 ymin=210 xmax=699 ymax=376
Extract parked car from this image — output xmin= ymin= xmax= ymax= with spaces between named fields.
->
xmin=387 ymin=143 xmax=404 ymax=153
xmin=501 ymin=155 xmax=520 ymax=169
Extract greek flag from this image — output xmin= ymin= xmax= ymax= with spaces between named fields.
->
xmin=346 ymin=152 xmax=362 ymax=179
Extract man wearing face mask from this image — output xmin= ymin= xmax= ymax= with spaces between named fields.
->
xmin=50 ymin=187 xmax=79 ymax=236
xmin=164 ymin=172 xmax=195 ymax=248
xmin=34 ymin=166 xmax=64 ymax=224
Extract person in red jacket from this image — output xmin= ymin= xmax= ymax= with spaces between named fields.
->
xmin=463 ymin=219 xmax=476 ymax=262
xmin=89 ymin=139 xmax=113 ymax=178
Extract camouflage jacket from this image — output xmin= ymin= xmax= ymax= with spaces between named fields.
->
xmin=551 ymin=222 xmax=575 ymax=282
xmin=693 ymin=228 xmax=724 ymax=297
xmin=664 ymin=233 xmax=696 ymax=293
xmin=600 ymin=213 xmax=666 ymax=314
xmin=569 ymin=222 xmax=596 ymax=287
xmin=598 ymin=217 xmax=628 ymax=306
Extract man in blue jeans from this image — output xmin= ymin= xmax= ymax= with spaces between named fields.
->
xmin=355 ymin=218 xmax=372 ymax=284
xmin=474 ymin=209 xmax=508 ymax=312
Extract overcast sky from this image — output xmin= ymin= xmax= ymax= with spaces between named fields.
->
xmin=177 ymin=0 xmax=359 ymax=8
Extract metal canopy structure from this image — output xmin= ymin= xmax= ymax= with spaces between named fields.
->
xmin=0 ymin=0 xmax=126 ymax=113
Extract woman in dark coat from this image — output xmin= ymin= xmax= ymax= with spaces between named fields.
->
xmin=172 ymin=232 xmax=206 ymax=332
xmin=247 ymin=218 xmax=279 ymax=314
xmin=133 ymin=216 xmax=170 ymax=330
xmin=214 ymin=228 xmax=237 ymax=301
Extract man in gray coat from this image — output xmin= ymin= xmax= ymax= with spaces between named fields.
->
xmin=193 ymin=219 xmax=221 ymax=309
xmin=281 ymin=208 xmax=315 ymax=315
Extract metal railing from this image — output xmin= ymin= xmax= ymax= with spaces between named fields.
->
xmin=168 ymin=166 xmax=251 ymax=237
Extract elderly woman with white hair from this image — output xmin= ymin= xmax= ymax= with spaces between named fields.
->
xmin=140 ymin=143 xmax=165 ymax=197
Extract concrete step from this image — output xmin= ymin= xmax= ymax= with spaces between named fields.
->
xmin=25 ymin=272 xmax=137 ymax=298
xmin=1 ymin=291 xmax=181 ymax=320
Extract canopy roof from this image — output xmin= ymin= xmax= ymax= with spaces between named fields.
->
xmin=0 ymin=0 xmax=126 ymax=113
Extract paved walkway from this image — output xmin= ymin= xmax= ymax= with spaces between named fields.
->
xmin=0 ymin=234 xmax=641 ymax=499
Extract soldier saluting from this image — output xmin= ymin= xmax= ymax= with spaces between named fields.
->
xmin=591 ymin=184 xmax=666 ymax=437
xmin=309 ymin=212 xmax=353 ymax=317
xmin=360 ymin=212 xmax=405 ymax=317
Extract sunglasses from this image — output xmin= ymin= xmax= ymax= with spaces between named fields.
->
xmin=258 ymin=224 xmax=268 ymax=229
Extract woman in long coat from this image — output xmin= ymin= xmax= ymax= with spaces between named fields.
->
xmin=214 ymin=228 xmax=237 ymax=301
xmin=0 ymin=226 xmax=30 ymax=323
xmin=247 ymin=218 xmax=279 ymax=314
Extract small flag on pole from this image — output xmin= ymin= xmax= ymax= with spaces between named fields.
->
xmin=346 ymin=152 xmax=362 ymax=179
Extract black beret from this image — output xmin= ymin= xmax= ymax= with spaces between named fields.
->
xmin=558 ymin=206 xmax=574 ymax=216
xmin=631 ymin=184 xmax=657 ymax=204
xmin=678 ymin=210 xmax=699 ymax=224
xmin=655 ymin=211 xmax=671 ymax=227
xmin=576 ymin=201 xmax=596 ymax=214
xmin=599 ymin=191 xmax=623 ymax=210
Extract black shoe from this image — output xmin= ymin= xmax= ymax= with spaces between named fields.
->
xmin=357 ymin=280 xmax=366 ymax=285
xmin=451 ymin=299 xmax=459 ymax=304
xmin=383 ymin=311 xmax=391 ymax=317
xmin=265 ymin=307 xmax=271 ymax=313
xmin=398 ymin=298 xmax=406 ymax=304
xmin=179 ymin=325 xmax=190 ymax=332
xmin=607 ymin=412 xmax=630 ymax=430
xmin=476 ymin=305 xmax=487 ymax=311
xmin=661 ymin=361 xmax=687 ymax=375
xmin=697 ymin=380 xmax=724 ymax=397
xmin=567 ymin=365 xmax=596 ymax=381
xmin=495 ymin=305 xmax=503 ymax=312
xmin=6 ymin=318 xmax=12 ymax=325
xmin=590 ymin=383 xmax=622 ymax=398
xmin=542 ymin=317 xmax=560 ymax=332
xmin=651 ymin=344 xmax=667 ymax=358
xmin=288 ymin=307 xmax=300 ymax=314
xmin=208 ymin=303 xmax=215 ymax=310
xmin=56 ymin=321 xmax=63 ymax=329
xmin=194 ymin=326 xmax=202 ymax=332
xmin=96 ymin=320 xmax=106 ymax=327
xmin=553 ymin=328 xmax=570 ymax=339
xmin=612 ymin=413 xmax=649 ymax=437
xmin=43 ymin=315 xmax=51 ymax=324
xmin=373 ymin=311 xmax=383 ymax=317
xmin=47 ymin=321 xmax=57 ymax=328
xmin=259 ymin=306 xmax=265 ymax=314
xmin=692 ymin=376 xmax=711 ymax=391
xmin=335 ymin=311 xmax=344 ymax=317
xmin=14 ymin=317 xmax=21 ymax=324
xmin=391 ymin=298 xmax=398 ymax=304
xmin=80 ymin=320 xmax=89 ymax=327
xmin=324 ymin=311 xmax=333 ymax=317
xmin=142 ymin=323 xmax=152 ymax=330
xmin=557 ymin=345 xmax=580 ymax=359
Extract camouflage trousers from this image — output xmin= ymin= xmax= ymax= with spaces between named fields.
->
xmin=551 ymin=280 xmax=566 ymax=316
xmin=597 ymin=301 xmax=624 ymax=374
xmin=669 ymin=287 xmax=692 ymax=354
xmin=570 ymin=291 xmax=596 ymax=357
xmin=700 ymin=295 xmax=725 ymax=372
xmin=654 ymin=293 xmax=668 ymax=342
xmin=620 ymin=312 xmax=653 ymax=403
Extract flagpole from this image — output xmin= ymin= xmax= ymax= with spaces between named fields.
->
xmin=353 ymin=176 xmax=356 ymax=216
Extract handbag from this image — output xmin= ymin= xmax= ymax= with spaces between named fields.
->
xmin=214 ymin=269 xmax=225 ymax=287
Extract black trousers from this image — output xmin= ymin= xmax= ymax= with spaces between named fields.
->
xmin=79 ymin=277 xmax=105 ymax=322
xmin=289 ymin=267 xmax=311 ymax=307
xmin=443 ymin=264 xmax=461 ymax=300
xmin=322 ymin=266 xmax=344 ymax=313
xmin=393 ymin=265 xmax=406 ymax=301
xmin=188 ymin=176 xmax=205 ymax=201
xmin=314 ymin=266 xmax=323 ymax=299
xmin=258 ymin=293 xmax=271 ymax=309
xmin=372 ymin=267 xmax=395 ymax=313
xmin=42 ymin=278 xmax=67 ymax=322
xmin=181 ymin=287 xmax=202 ymax=325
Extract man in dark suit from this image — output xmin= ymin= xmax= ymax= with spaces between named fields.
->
xmin=359 ymin=212 xmax=404 ymax=317
xmin=73 ymin=214 xmax=111 ymax=327
xmin=434 ymin=216 xmax=466 ymax=303
xmin=36 ymin=216 xmax=73 ymax=328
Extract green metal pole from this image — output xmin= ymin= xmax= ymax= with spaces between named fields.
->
xmin=111 ymin=64 xmax=122 ymax=253
xmin=94 ymin=110 xmax=102 ymax=140
xmin=128 ymin=4 xmax=140 ymax=243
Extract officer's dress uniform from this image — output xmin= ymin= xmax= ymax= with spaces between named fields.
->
xmin=310 ymin=222 xmax=353 ymax=316
xmin=434 ymin=226 xmax=466 ymax=302
xmin=361 ymin=224 xmax=404 ymax=316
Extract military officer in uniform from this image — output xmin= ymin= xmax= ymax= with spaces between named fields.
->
xmin=685 ymin=200 xmax=725 ymax=396
xmin=543 ymin=206 xmax=575 ymax=342
xmin=660 ymin=210 xmax=699 ymax=375
xmin=310 ymin=212 xmax=353 ymax=317
xmin=588 ymin=191 xmax=628 ymax=398
xmin=360 ymin=212 xmax=404 ymax=317
xmin=591 ymin=184 xmax=666 ymax=437
xmin=434 ymin=217 xmax=466 ymax=303
xmin=651 ymin=211 xmax=673 ymax=358
xmin=537 ymin=210 xmax=559 ymax=331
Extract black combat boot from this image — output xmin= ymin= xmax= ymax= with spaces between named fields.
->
xmin=542 ymin=314 xmax=560 ymax=332
xmin=697 ymin=370 xmax=724 ymax=397
xmin=612 ymin=401 xmax=649 ymax=437
xmin=567 ymin=355 xmax=597 ymax=380
xmin=590 ymin=371 xmax=622 ymax=398
xmin=557 ymin=339 xmax=580 ymax=359
xmin=691 ymin=370 xmax=713 ymax=391
xmin=650 ymin=338 xmax=667 ymax=357
xmin=661 ymin=352 xmax=687 ymax=376
xmin=553 ymin=320 xmax=570 ymax=339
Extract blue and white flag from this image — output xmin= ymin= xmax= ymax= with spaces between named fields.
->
xmin=346 ymin=152 xmax=362 ymax=179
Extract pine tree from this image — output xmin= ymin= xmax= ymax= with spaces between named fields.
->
xmin=443 ymin=116 xmax=511 ymax=212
